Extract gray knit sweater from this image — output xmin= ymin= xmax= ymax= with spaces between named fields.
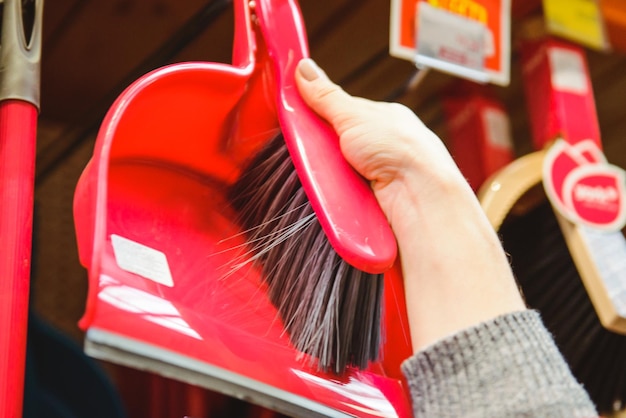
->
xmin=401 ymin=310 xmax=598 ymax=417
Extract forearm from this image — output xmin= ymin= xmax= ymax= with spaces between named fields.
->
xmin=378 ymin=169 xmax=526 ymax=351
xmin=386 ymin=169 xmax=596 ymax=416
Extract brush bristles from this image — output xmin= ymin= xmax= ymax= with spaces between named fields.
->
xmin=229 ymin=134 xmax=384 ymax=374
xmin=500 ymin=199 xmax=626 ymax=413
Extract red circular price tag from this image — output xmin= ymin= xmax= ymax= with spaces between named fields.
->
xmin=543 ymin=138 xmax=626 ymax=231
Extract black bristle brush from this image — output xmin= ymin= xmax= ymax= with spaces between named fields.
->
xmin=228 ymin=133 xmax=385 ymax=374
xmin=223 ymin=0 xmax=397 ymax=375
xmin=498 ymin=188 xmax=626 ymax=414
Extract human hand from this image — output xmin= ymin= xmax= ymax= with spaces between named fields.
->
xmin=295 ymin=58 xmax=526 ymax=351
xmin=294 ymin=59 xmax=465 ymax=211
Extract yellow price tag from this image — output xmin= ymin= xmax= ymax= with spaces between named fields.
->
xmin=542 ymin=0 xmax=608 ymax=50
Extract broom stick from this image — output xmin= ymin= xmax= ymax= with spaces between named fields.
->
xmin=0 ymin=0 xmax=42 ymax=416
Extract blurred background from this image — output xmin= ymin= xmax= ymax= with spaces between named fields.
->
xmin=28 ymin=0 xmax=626 ymax=416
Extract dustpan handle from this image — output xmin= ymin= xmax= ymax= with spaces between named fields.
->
xmin=254 ymin=0 xmax=397 ymax=273
xmin=231 ymin=0 xmax=256 ymax=69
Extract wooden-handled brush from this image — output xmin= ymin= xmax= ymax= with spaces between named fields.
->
xmin=481 ymin=154 xmax=626 ymax=414
xmin=479 ymin=37 xmax=626 ymax=415
xmin=228 ymin=0 xmax=397 ymax=374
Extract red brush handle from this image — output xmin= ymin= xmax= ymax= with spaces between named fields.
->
xmin=0 ymin=100 xmax=37 ymax=418
xmin=254 ymin=0 xmax=397 ymax=274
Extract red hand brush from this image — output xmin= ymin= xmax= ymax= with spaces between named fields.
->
xmin=228 ymin=0 xmax=397 ymax=374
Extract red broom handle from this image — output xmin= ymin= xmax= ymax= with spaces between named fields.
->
xmin=0 ymin=100 xmax=38 ymax=418
xmin=0 ymin=0 xmax=43 ymax=414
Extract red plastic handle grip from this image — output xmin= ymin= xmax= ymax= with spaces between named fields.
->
xmin=254 ymin=0 xmax=397 ymax=273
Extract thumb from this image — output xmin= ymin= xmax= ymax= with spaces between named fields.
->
xmin=295 ymin=58 xmax=355 ymax=131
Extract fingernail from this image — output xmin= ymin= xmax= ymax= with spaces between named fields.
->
xmin=298 ymin=58 xmax=323 ymax=81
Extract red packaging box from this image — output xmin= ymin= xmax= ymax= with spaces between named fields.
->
xmin=520 ymin=37 xmax=601 ymax=150
xmin=444 ymin=93 xmax=514 ymax=191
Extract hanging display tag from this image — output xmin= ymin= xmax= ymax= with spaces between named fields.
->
xmin=542 ymin=0 xmax=609 ymax=50
xmin=415 ymin=2 xmax=488 ymax=83
xmin=389 ymin=0 xmax=511 ymax=85
xmin=544 ymin=139 xmax=626 ymax=231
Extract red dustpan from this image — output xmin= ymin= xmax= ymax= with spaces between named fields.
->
xmin=73 ymin=0 xmax=412 ymax=416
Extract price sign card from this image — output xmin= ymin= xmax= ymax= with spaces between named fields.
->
xmin=389 ymin=0 xmax=511 ymax=85
xmin=415 ymin=3 xmax=489 ymax=83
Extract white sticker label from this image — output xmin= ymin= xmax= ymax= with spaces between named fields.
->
xmin=482 ymin=107 xmax=513 ymax=150
xmin=111 ymin=234 xmax=174 ymax=287
xmin=548 ymin=47 xmax=588 ymax=94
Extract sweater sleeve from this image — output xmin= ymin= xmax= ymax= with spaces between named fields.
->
xmin=401 ymin=310 xmax=598 ymax=417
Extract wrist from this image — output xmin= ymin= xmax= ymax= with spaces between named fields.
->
xmin=374 ymin=164 xmax=476 ymax=236
xmin=376 ymin=169 xmax=526 ymax=352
